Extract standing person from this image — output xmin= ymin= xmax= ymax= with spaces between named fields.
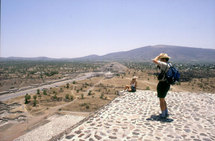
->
xmin=153 ymin=53 xmax=171 ymax=118
xmin=124 ymin=76 xmax=138 ymax=92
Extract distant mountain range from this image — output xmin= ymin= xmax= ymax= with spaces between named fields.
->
xmin=1 ymin=45 xmax=215 ymax=63
xmin=0 ymin=56 xmax=54 ymax=61
xmin=75 ymin=45 xmax=215 ymax=63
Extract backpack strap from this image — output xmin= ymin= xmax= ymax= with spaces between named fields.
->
xmin=159 ymin=63 xmax=169 ymax=81
xmin=163 ymin=63 xmax=171 ymax=81
xmin=164 ymin=62 xmax=170 ymax=73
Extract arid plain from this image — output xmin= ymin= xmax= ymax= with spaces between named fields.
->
xmin=0 ymin=61 xmax=215 ymax=141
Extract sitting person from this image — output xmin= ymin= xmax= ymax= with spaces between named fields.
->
xmin=124 ymin=76 xmax=138 ymax=92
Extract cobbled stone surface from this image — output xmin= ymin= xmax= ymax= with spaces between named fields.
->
xmin=59 ymin=90 xmax=215 ymax=141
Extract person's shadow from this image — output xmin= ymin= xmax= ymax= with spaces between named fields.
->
xmin=146 ymin=114 xmax=174 ymax=123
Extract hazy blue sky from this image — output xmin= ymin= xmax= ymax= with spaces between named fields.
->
xmin=1 ymin=0 xmax=215 ymax=58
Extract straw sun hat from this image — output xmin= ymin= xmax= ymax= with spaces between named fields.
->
xmin=159 ymin=53 xmax=171 ymax=59
xmin=132 ymin=76 xmax=138 ymax=79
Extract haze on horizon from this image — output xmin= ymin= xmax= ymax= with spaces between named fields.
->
xmin=1 ymin=0 xmax=215 ymax=58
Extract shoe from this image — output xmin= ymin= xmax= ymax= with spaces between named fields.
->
xmin=166 ymin=114 xmax=169 ymax=117
xmin=159 ymin=114 xmax=167 ymax=119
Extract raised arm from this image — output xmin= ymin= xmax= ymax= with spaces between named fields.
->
xmin=152 ymin=53 xmax=163 ymax=64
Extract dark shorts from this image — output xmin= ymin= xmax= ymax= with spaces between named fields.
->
xmin=157 ymin=81 xmax=170 ymax=98
xmin=130 ymin=86 xmax=136 ymax=92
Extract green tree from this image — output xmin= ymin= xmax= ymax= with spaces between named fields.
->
xmin=37 ymin=89 xmax=40 ymax=94
xmin=66 ymin=83 xmax=69 ymax=89
xmin=65 ymin=94 xmax=69 ymax=100
xmin=53 ymin=93 xmax=57 ymax=100
xmin=88 ymin=90 xmax=92 ymax=96
xmin=33 ymin=95 xmax=37 ymax=107
xmin=100 ymin=93 xmax=104 ymax=99
xmin=43 ymin=89 xmax=47 ymax=95
xmin=33 ymin=99 xmax=37 ymax=106
xmin=25 ymin=94 xmax=31 ymax=104
xmin=81 ymin=94 xmax=84 ymax=99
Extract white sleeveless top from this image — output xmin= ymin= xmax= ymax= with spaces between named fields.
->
xmin=131 ymin=82 xmax=136 ymax=87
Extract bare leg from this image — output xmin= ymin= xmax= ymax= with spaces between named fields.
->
xmin=164 ymin=100 xmax=167 ymax=110
xmin=159 ymin=98 xmax=166 ymax=111
xmin=127 ymin=88 xmax=132 ymax=92
xmin=124 ymin=85 xmax=129 ymax=90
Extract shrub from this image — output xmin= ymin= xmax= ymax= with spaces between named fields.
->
xmin=86 ymin=105 xmax=89 ymax=109
xmin=66 ymin=83 xmax=69 ymax=89
xmin=53 ymin=94 xmax=57 ymax=100
xmin=115 ymin=91 xmax=119 ymax=95
xmin=43 ymin=89 xmax=47 ymax=95
xmin=80 ymin=103 xmax=89 ymax=109
xmin=80 ymin=103 xmax=87 ymax=106
xmin=70 ymin=95 xmax=74 ymax=100
xmin=25 ymin=94 xmax=31 ymax=104
xmin=37 ymin=89 xmax=40 ymax=94
xmin=81 ymin=94 xmax=84 ymax=99
xmin=146 ymin=86 xmax=150 ymax=90
xmin=33 ymin=99 xmax=37 ymax=107
xmin=88 ymin=90 xmax=92 ymax=96
xmin=44 ymin=71 xmax=58 ymax=76
xmin=73 ymin=81 xmax=76 ymax=84
xmin=60 ymin=88 xmax=64 ymax=92
xmin=100 ymin=93 xmax=104 ymax=99
xmin=65 ymin=94 xmax=69 ymax=100
xmin=198 ymin=83 xmax=203 ymax=88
